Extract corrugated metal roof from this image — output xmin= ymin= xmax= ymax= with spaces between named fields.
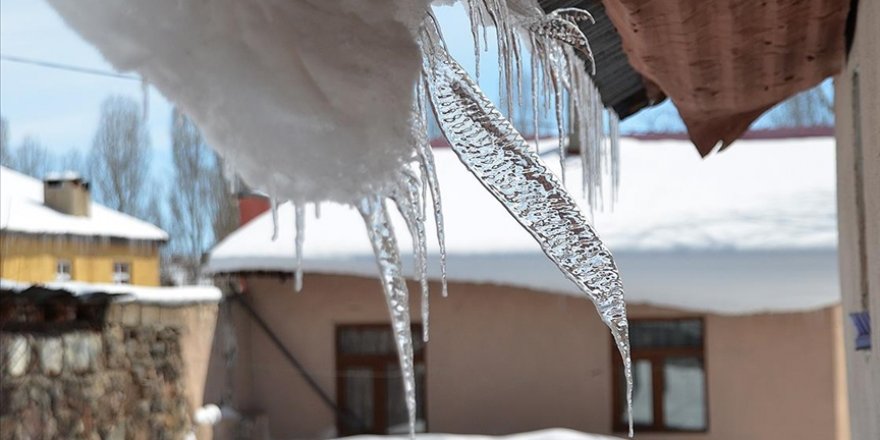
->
xmin=538 ymin=0 xmax=657 ymax=119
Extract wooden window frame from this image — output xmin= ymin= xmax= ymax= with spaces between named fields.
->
xmin=611 ymin=317 xmax=709 ymax=434
xmin=335 ymin=323 xmax=427 ymax=436
xmin=113 ymin=261 xmax=131 ymax=285
xmin=55 ymin=259 xmax=72 ymax=282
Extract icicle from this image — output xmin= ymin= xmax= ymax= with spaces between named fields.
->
xmin=390 ymin=169 xmax=431 ymax=342
xmin=550 ymin=66 xmax=567 ymax=185
xmin=314 ymin=202 xmax=321 ymax=219
xmin=416 ymin=75 xmax=449 ymax=298
xmin=608 ymin=109 xmax=621 ymax=206
xmin=530 ymin=47 xmax=541 ymax=151
xmin=294 ymin=203 xmax=305 ymax=292
xmin=357 ymin=195 xmax=417 ymax=439
xmin=466 ymin=0 xmax=482 ymax=83
xmin=422 ymin=44 xmax=633 ymax=436
xmin=530 ymin=8 xmax=596 ymax=74
xmin=416 ymin=142 xmax=448 ymax=298
xmin=270 ymin=198 xmax=279 ymax=241
xmin=140 ymin=75 xmax=150 ymax=122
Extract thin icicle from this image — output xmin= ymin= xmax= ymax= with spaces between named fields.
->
xmin=314 ymin=202 xmax=321 ymax=219
xmin=609 ymin=109 xmax=621 ymax=206
xmin=390 ymin=169 xmax=431 ymax=343
xmin=530 ymin=49 xmax=541 ymax=151
xmin=270 ymin=198 xmax=279 ymax=241
xmin=294 ymin=203 xmax=305 ymax=292
xmin=140 ymin=75 xmax=150 ymax=122
xmin=415 ymin=76 xmax=449 ymax=298
xmin=423 ymin=44 xmax=633 ymax=436
xmin=357 ymin=195 xmax=417 ymax=440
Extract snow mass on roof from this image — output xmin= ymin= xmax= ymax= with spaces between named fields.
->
xmin=207 ymin=136 xmax=839 ymax=315
xmin=0 ymin=166 xmax=168 ymax=241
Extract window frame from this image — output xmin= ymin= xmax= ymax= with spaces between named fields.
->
xmin=112 ymin=261 xmax=131 ymax=284
xmin=335 ymin=323 xmax=427 ymax=436
xmin=55 ymin=259 xmax=72 ymax=281
xmin=611 ymin=317 xmax=709 ymax=434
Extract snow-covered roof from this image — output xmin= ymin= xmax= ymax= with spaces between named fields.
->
xmin=0 ymin=166 xmax=168 ymax=241
xmin=0 ymin=278 xmax=221 ymax=304
xmin=207 ymin=136 xmax=839 ymax=314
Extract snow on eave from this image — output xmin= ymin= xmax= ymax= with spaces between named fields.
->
xmin=0 ymin=166 xmax=169 ymax=242
xmin=0 ymin=278 xmax=222 ymax=305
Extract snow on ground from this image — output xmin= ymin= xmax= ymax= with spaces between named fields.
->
xmin=207 ymin=136 xmax=839 ymax=315
xmin=339 ymin=428 xmax=623 ymax=440
xmin=0 ymin=278 xmax=221 ymax=304
xmin=0 ymin=166 xmax=168 ymax=241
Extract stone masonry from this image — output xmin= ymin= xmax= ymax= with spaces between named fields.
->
xmin=1 ymin=324 xmax=192 ymax=440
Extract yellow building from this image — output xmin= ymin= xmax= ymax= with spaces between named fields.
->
xmin=0 ymin=167 xmax=167 ymax=286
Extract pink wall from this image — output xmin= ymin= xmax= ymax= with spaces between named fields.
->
xmin=213 ymin=274 xmax=844 ymax=440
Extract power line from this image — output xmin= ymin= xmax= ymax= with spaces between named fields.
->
xmin=0 ymin=53 xmax=140 ymax=81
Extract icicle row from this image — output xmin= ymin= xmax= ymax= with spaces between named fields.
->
xmin=422 ymin=43 xmax=633 ymax=437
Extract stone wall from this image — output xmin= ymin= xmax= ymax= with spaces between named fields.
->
xmin=0 ymin=301 xmax=219 ymax=440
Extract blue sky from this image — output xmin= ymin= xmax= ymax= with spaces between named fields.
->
xmin=0 ymin=0 xmax=812 ymax=165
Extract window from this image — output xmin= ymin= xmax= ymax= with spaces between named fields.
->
xmin=55 ymin=259 xmax=72 ymax=281
xmin=336 ymin=324 xmax=426 ymax=435
xmin=112 ymin=262 xmax=131 ymax=284
xmin=613 ymin=318 xmax=707 ymax=432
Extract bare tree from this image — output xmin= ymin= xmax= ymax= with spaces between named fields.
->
xmin=167 ymin=108 xmax=237 ymax=281
xmin=13 ymin=136 xmax=53 ymax=178
xmin=169 ymin=107 xmax=211 ymax=280
xmin=58 ymin=149 xmax=86 ymax=175
xmin=209 ymin=155 xmax=239 ymax=244
xmin=0 ymin=116 xmax=10 ymax=168
xmin=770 ymin=86 xmax=834 ymax=128
xmin=89 ymin=95 xmax=151 ymax=217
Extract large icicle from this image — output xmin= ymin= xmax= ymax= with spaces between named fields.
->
xmin=423 ymin=43 xmax=633 ymax=436
xmin=358 ymin=195 xmax=417 ymax=439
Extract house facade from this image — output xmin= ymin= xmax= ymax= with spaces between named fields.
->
xmin=207 ymin=275 xmax=844 ymax=440
xmin=0 ymin=167 xmax=167 ymax=286
xmin=205 ymin=135 xmax=846 ymax=439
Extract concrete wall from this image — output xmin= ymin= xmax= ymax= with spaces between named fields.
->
xmin=0 ymin=234 xmax=162 ymax=286
xmin=834 ymin=0 xmax=880 ymax=437
xmin=217 ymin=274 xmax=844 ymax=440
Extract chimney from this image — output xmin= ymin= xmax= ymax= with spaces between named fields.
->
xmin=237 ymin=190 xmax=270 ymax=227
xmin=44 ymin=172 xmax=91 ymax=217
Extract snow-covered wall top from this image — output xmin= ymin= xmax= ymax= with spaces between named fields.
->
xmin=206 ymin=136 xmax=839 ymax=314
xmin=0 ymin=166 xmax=168 ymax=241
xmin=0 ymin=278 xmax=221 ymax=304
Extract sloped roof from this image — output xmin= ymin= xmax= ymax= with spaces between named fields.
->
xmin=207 ymin=135 xmax=838 ymax=314
xmin=542 ymin=0 xmax=852 ymax=153
xmin=0 ymin=166 xmax=168 ymax=242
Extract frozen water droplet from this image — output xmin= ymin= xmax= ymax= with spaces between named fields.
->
xmin=294 ymin=203 xmax=305 ymax=292
xmin=358 ymin=195 xmax=417 ymax=440
xmin=270 ymin=198 xmax=279 ymax=241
